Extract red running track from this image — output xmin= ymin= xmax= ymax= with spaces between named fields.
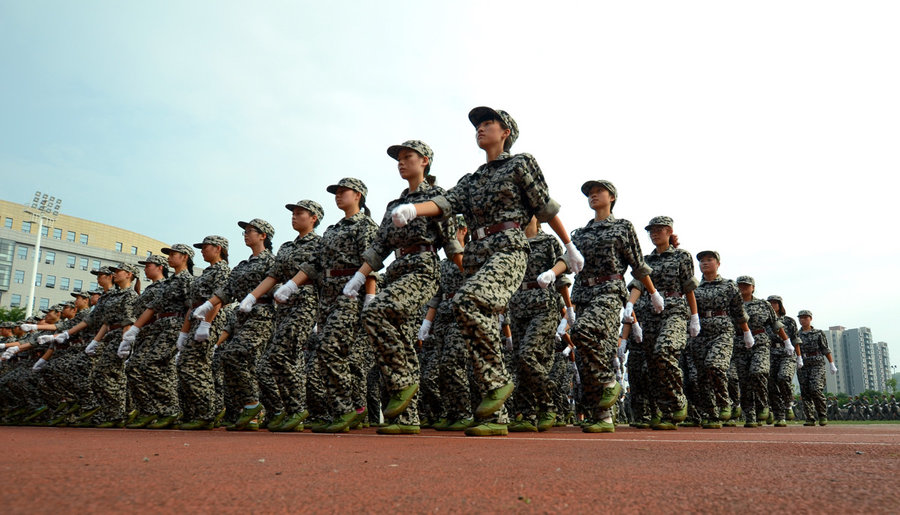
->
xmin=1 ymin=424 xmax=898 ymax=513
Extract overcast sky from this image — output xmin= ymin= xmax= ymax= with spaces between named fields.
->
xmin=2 ymin=1 xmax=898 ymax=368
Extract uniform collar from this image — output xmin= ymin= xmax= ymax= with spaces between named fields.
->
xmin=650 ymin=245 xmax=677 ymax=256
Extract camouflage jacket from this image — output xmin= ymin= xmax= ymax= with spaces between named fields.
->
xmin=427 ymin=257 xmax=466 ymax=309
xmin=630 ymin=245 xmax=698 ymax=317
xmin=298 ymin=211 xmax=377 ymax=300
xmin=364 ymin=182 xmax=462 ymax=272
xmin=149 ymin=269 xmax=193 ymax=315
xmin=691 ymin=275 xmax=748 ymax=335
xmin=93 ymin=286 xmax=139 ymax=329
xmin=510 ymin=231 xmax=569 ymax=312
xmin=82 ymin=288 xmax=115 ymax=329
xmin=566 ymin=215 xmax=652 ymax=305
xmin=798 ymin=326 xmax=830 ymax=357
xmin=768 ymin=315 xmax=800 ymax=347
xmin=215 ymin=250 xmax=275 ymax=309
xmin=738 ymin=297 xmax=783 ymax=345
xmin=135 ymin=280 xmax=166 ymax=318
xmin=191 ymin=260 xmax=231 ymax=307
xmin=268 ymin=232 xmax=321 ymax=306
xmin=55 ymin=308 xmax=90 ymax=332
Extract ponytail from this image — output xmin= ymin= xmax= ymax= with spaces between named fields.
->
xmin=425 ymin=174 xmax=436 ymax=186
xmin=133 ymin=276 xmax=142 ymax=294
xmin=263 ymin=235 xmax=273 ymax=252
xmin=360 ymin=196 xmax=371 ymax=217
xmin=220 ymin=248 xmax=229 ymax=263
xmin=187 ymin=257 xmax=195 ymax=275
xmin=160 ymin=267 xmax=170 ymax=279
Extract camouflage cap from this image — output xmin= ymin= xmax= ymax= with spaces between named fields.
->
xmin=238 ymin=218 xmax=275 ymax=238
xmin=88 ymin=289 xmax=104 ymax=296
xmin=798 ymin=310 xmax=813 ymax=317
xmin=455 ymin=214 xmax=467 ymax=228
xmin=644 ymin=216 xmax=674 ymax=231
xmin=90 ymin=266 xmax=113 ymax=276
xmin=581 ymin=180 xmax=617 ymax=199
xmin=736 ymin=275 xmax=755 ymax=286
xmin=70 ymin=291 xmax=91 ymax=300
xmin=285 ymin=199 xmax=325 ymax=221
xmin=161 ymin=243 xmax=195 ymax=259
xmin=193 ymin=235 xmax=229 ymax=251
xmin=61 ymin=301 xmax=76 ymax=309
xmin=326 ymin=177 xmax=368 ymax=198
xmin=48 ymin=304 xmax=63 ymax=312
xmin=0 ymin=321 xmax=15 ymax=329
xmin=111 ymin=262 xmax=140 ymax=276
xmin=468 ymin=107 xmax=519 ymax=149
xmin=387 ymin=140 xmax=434 ymax=162
xmin=138 ymin=254 xmax=169 ymax=266
xmin=696 ymin=250 xmax=720 ymax=262
xmin=767 ymin=295 xmax=783 ymax=303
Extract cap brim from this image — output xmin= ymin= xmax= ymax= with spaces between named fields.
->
xmin=468 ymin=106 xmax=501 ymax=128
xmin=192 ymin=242 xmax=204 ymax=249
xmin=285 ymin=203 xmax=299 ymax=212
xmin=325 ymin=185 xmax=339 ymax=194
xmin=160 ymin=248 xmax=174 ymax=255
xmin=581 ymin=180 xmax=609 ymax=197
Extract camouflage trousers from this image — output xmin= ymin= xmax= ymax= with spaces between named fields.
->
xmin=351 ymin=322 xmax=375 ymax=413
xmin=38 ymin=343 xmax=93 ymax=408
xmin=5 ymin=365 xmax=42 ymax=411
xmin=257 ymin=299 xmax=316 ymax=416
xmin=88 ymin=328 xmax=128 ymax=422
xmin=418 ymin=338 xmax=441 ymax=423
xmin=571 ymin=293 xmax=620 ymax=420
xmin=733 ymin=338 xmax=770 ymax=422
xmin=453 ymin=245 xmax=526 ymax=424
xmin=509 ymin=290 xmax=558 ymax=423
xmin=363 ymin=257 xmax=438 ymax=425
xmin=177 ymin=315 xmax=223 ymax=421
xmin=798 ymin=356 xmax=827 ymax=420
xmin=642 ymin=308 xmax=689 ymax=419
xmin=680 ymin=342 xmax=701 ymax=422
xmin=304 ymin=331 xmax=329 ymax=420
xmin=689 ymin=324 xmax=734 ymax=419
xmin=626 ymin=347 xmax=655 ymax=423
xmin=433 ymin=301 xmax=472 ymax=421
xmin=727 ymin=358 xmax=741 ymax=415
xmin=317 ymin=294 xmax=361 ymax=418
xmin=548 ymin=350 xmax=574 ymax=418
xmin=220 ymin=308 xmax=274 ymax=406
xmin=126 ymin=317 xmax=180 ymax=417
xmin=768 ymin=349 xmax=796 ymax=420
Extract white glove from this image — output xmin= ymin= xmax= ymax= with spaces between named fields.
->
xmin=418 ymin=319 xmax=432 ymax=341
xmin=363 ymin=293 xmax=376 ymax=308
xmin=274 ymin=281 xmax=299 ymax=303
xmin=85 ymin=340 xmax=99 ymax=356
xmin=342 ymin=271 xmax=366 ymax=298
xmin=20 ymin=323 xmax=38 ymax=332
xmin=536 ymin=269 xmax=555 ymax=289
xmin=617 ymin=338 xmax=628 ymax=361
xmin=38 ymin=335 xmax=56 ymax=345
xmin=689 ymin=313 xmax=701 ymax=337
xmin=174 ymin=351 xmax=181 ymax=365
xmin=2 ymin=347 xmax=19 ymax=360
xmin=176 ymin=331 xmax=189 ymax=352
xmin=783 ymin=339 xmax=794 ymax=355
xmin=239 ymin=293 xmax=257 ymax=313
xmin=194 ymin=321 xmax=211 ymax=342
xmin=562 ymin=345 xmax=572 ymax=357
xmin=829 ymin=362 xmax=838 ymax=374
xmin=564 ymin=241 xmax=584 ymax=274
xmin=743 ymin=330 xmax=755 ymax=349
xmin=622 ymin=302 xmax=634 ymax=323
xmin=797 ymin=355 xmax=804 ymax=369
xmin=390 ymin=203 xmax=417 ymax=227
xmin=122 ymin=326 xmax=140 ymax=343
xmin=32 ymin=358 xmax=48 ymax=371
xmin=632 ymin=321 xmax=643 ymax=343
xmin=0 ymin=343 xmax=5 ymax=350
xmin=117 ymin=340 xmax=131 ymax=359
xmin=614 ymin=357 xmax=623 ymax=382
xmin=650 ymin=290 xmax=665 ymax=314
xmin=565 ymin=306 xmax=576 ymax=326
xmin=502 ymin=336 xmax=513 ymax=351
xmin=193 ymin=300 xmax=214 ymax=320
xmin=55 ymin=331 xmax=70 ymax=343
xmin=556 ymin=318 xmax=568 ymax=338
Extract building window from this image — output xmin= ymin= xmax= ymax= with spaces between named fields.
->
xmin=80 ymin=234 xmax=88 ymax=245
xmin=46 ymin=275 xmax=56 ymax=288
xmin=53 ymin=228 xmax=62 ymax=239
xmin=146 ymin=250 xmax=152 ymax=258
xmin=39 ymin=298 xmax=49 ymax=311
xmin=115 ymin=242 xmax=123 ymax=252
xmin=41 ymin=225 xmax=49 ymax=237
xmin=80 ymin=257 xmax=88 ymax=270
xmin=73 ymin=279 xmax=83 ymax=292
xmin=131 ymin=246 xmax=138 ymax=255
xmin=60 ymin=277 xmax=70 ymax=291
xmin=22 ymin=221 xmax=32 ymax=233
xmin=17 ymin=246 xmax=27 ymax=260
xmin=4 ymin=217 xmax=11 ymax=229
xmin=90 ymin=281 xmax=98 ymax=291
xmin=10 ymin=294 xmax=21 ymax=307
xmin=14 ymin=270 xmax=25 ymax=284
xmin=67 ymin=230 xmax=76 ymax=242
xmin=45 ymin=251 xmax=55 ymax=265
xmin=35 ymin=273 xmax=42 ymax=286
xmin=67 ymin=255 xmax=76 ymax=268
xmin=91 ymin=259 xmax=101 ymax=270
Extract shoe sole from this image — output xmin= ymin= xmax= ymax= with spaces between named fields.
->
xmin=383 ymin=385 xmax=419 ymax=419
xmin=474 ymin=383 xmax=514 ymax=419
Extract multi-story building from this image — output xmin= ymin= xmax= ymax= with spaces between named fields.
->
xmin=1 ymin=199 xmax=168 ymax=314
xmin=825 ymin=326 xmax=846 ymax=394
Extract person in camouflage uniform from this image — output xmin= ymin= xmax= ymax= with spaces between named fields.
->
xmin=212 ymin=303 xmax=237 ymax=421
xmin=539 ymin=180 xmax=660 ymax=433
xmin=193 ymin=219 xmax=276 ymax=431
xmin=796 ymin=310 xmax=835 ymax=426
xmin=390 ymin=107 xmax=582 ymax=437
xmin=688 ymin=250 xmax=751 ymax=429
xmin=733 ymin=276 xmax=792 ymax=427
xmin=276 ymin=178 xmax=377 ymax=433
xmin=177 ymin=236 xmax=230 ymax=429
xmin=766 ymin=295 xmax=800 ymax=427
xmin=244 ymin=200 xmax=322 ymax=432
xmin=342 ymin=141 xmax=462 ymax=435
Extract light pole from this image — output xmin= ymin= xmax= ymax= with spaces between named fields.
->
xmin=23 ymin=191 xmax=62 ymax=318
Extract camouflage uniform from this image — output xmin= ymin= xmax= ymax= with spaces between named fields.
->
xmin=548 ymin=348 xmax=574 ymax=420
xmin=178 ymin=259 xmax=230 ymax=421
xmin=257 ymin=231 xmax=320 ymax=418
xmin=733 ymin=297 xmax=782 ymax=423
xmin=508 ymin=230 xmax=567 ymax=425
xmin=36 ymin=307 xmax=91 ymax=408
xmin=214 ymin=305 xmax=237 ymax=418
xmin=216 ymin=248 xmax=276 ymax=406
xmin=299 ymin=210 xmax=377 ymax=419
xmin=629 ymin=245 xmax=698 ymax=420
xmin=430 ymin=258 xmax=472 ymax=422
xmin=797 ymin=326 xmax=829 ymax=421
xmin=767 ymin=314 xmax=799 ymax=421
xmin=362 ymin=180 xmax=461 ymax=425
xmin=688 ymin=275 xmax=748 ymax=420
xmin=85 ymin=285 xmax=139 ymax=423
xmin=431 ymin=151 xmax=560 ymax=424
xmin=625 ymin=341 xmax=655 ymax=424
xmin=561 ymin=215 xmax=651 ymax=422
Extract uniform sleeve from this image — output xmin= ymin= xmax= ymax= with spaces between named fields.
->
xmin=437 ymin=211 xmax=462 ymax=258
xmin=628 ymin=278 xmax=645 ymax=293
xmin=267 ymin=243 xmax=291 ymax=280
xmin=818 ymin=331 xmax=831 ymax=354
xmin=729 ymin=284 xmax=750 ymax=324
xmin=115 ymin=291 xmax=138 ymax=327
xmin=766 ymin=304 xmax=785 ymax=333
xmin=680 ymin=251 xmax=699 ymax=293
xmin=432 ymin=174 xmax=473 ymax=220
xmin=512 ymin=154 xmax=560 ymax=223
xmin=625 ymin=222 xmax=652 ymax=280
xmin=785 ymin=317 xmax=800 ymax=344
xmin=362 ymin=212 xmax=395 ymax=272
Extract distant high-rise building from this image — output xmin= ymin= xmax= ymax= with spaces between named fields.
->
xmin=826 ymin=326 xmax=846 ymax=394
xmin=823 ymin=326 xmax=891 ymax=395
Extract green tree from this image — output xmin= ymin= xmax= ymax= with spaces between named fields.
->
xmin=0 ymin=306 xmax=26 ymax=322
xmin=887 ymin=377 xmax=897 ymax=394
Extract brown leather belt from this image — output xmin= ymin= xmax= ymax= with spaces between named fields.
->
xmin=805 ymin=351 xmax=822 ymax=357
xmin=256 ymin=297 xmax=274 ymax=304
xmin=156 ymin=312 xmax=181 ymax=320
xmin=520 ymin=281 xmax=542 ymax=291
xmin=443 ymin=292 xmax=457 ymax=301
xmin=395 ymin=244 xmax=436 ymax=259
xmin=325 ymin=268 xmax=357 ymax=278
xmin=472 ymin=221 xmax=520 ymax=241
xmin=663 ymin=291 xmax=684 ymax=298
xmin=583 ymin=274 xmax=624 ymax=287
xmin=751 ymin=328 xmax=765 ymax=336
xmin=700 ymin=310 xmax=728 ymax=318
xmin=108 ymin=324 xmax=125 ymax=331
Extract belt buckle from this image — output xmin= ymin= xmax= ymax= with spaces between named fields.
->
xmin=394 ymin=248 xmax=401 ymax=259
xmin=475 ymin=227 xmax=487 ymax=240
